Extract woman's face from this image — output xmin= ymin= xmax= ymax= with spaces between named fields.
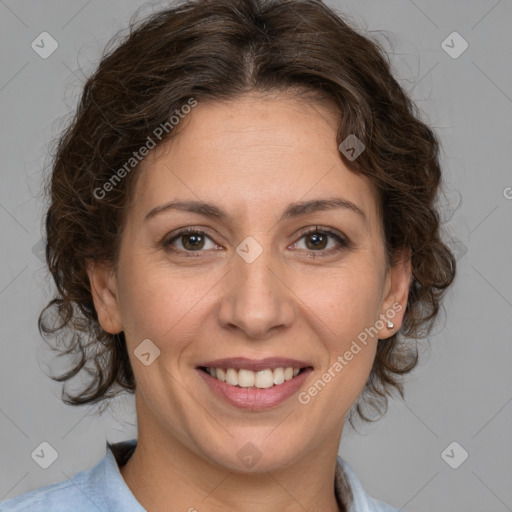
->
xmin=90 ymin=92 xmax=410 ymax=471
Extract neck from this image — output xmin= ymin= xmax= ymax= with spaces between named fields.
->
xmin=119 ymin=400 xmax=347 ymax=512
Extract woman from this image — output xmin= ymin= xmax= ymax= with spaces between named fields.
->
xmin=0 ymin=0 xmax=456 ymax=510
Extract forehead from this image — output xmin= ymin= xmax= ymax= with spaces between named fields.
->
xmin=130 ymin=93 xmax=380 ymax=228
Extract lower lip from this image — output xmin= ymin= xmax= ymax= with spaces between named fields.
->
xmin=197 ymin=368 xmax=313 ymax=410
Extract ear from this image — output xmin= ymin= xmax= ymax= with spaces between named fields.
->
xmin=86 ymin=259 xmax=123 ymax=334
xmin=377 ymin=247 xmax=412 ymax=339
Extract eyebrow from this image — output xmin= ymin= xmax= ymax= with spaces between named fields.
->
xmin=144 ymin=197 xmax=367 ymax=223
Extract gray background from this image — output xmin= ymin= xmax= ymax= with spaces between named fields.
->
xmin=0 ymin=1 xmax=511 ymax=510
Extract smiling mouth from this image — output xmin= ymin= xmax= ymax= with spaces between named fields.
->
xmin=198 ymin=366 xmax=311 ymax=389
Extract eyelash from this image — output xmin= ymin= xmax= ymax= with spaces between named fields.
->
xmin=162 ymin=226 xmax=351 ymax=259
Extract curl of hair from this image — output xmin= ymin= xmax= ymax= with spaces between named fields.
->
xmin=40 ymin=0 xmax=456 ymax=427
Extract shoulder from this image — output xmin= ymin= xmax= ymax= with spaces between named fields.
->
xmin=0 ymin=469 xmax=100 ymax=511
xmin=336 ymin=456 xmax=401 ymax=512
xmin=0 ymin=439 xmax=139 ymax=512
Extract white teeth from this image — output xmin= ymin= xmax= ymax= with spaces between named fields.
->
xmin=284 ymin=367 xmax=294 ymax=381
xmin=238 ymin=369 xmax=255 ymax=387
xmin=226 ymin=368 xmax=238 ymax=386
xmin=205 ymin=366 xmax=303 ymax=388
xmin=273 ymin=367 xmax=285 ymax=385
xmin=254 ymin=369 xmax=274 ymax=389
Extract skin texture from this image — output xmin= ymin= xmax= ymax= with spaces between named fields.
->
xmin=87 ymin=92 xmax=412 ymax=512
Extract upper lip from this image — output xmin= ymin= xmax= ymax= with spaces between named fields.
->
xmin=196 ymin=357 xmax=313 ymax=372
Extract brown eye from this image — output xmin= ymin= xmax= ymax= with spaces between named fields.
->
xmin=163 ymin=228 xmax=218 ymax=254
xmin=305 ymin=231 xmax=328 ymax=250
xmin=291 ymin=227 xmax=350 ymax=258
xmin=181 ymin=232 xmax=206 ymax=250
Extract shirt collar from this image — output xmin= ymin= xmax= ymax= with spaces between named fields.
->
xmin=102 ymin=439 xmax=378 ymax=512
xmin=101 ymin=439 xmax=145 ymax=511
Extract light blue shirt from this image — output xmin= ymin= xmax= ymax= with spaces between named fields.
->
xmin=0 ymin=439 xmax=399 ymax=511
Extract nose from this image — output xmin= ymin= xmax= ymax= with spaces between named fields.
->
xmin=217 ymin=242 xmax=295 ymax=339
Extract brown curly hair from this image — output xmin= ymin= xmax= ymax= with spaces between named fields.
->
xmin=40 ymin=0 xmax=456 ymax=427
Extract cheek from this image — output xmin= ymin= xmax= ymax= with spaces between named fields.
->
xmin=294 ymin=273 xmax=382 ymax=421
xmin=305 ymin=268 xmax=384 ymax=343
xmin=116 ymin=256 xmax=215 ymax=349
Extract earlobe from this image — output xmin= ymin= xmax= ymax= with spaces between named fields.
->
xmin=86 ymin=259 xmax=123 ymax=334
xmin=379 ymin=247 xmax=412 ymax=338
